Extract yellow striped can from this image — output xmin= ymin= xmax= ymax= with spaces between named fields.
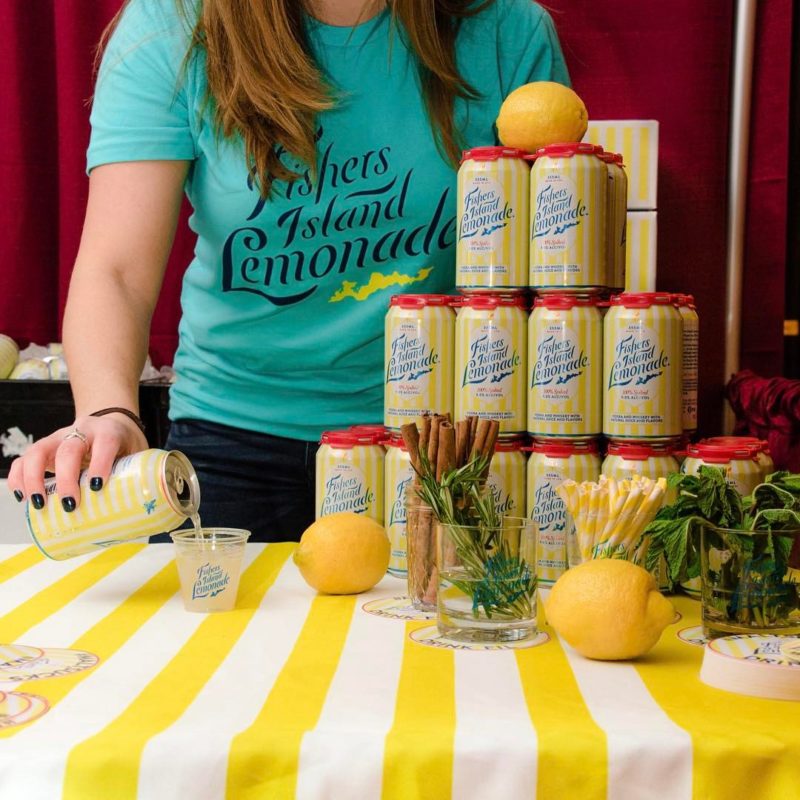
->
xmin=530 ymin=143 xmax=608 ymax=292
xmin=316 ymin=431 xmax=385 ymax=523
xmin=598 ymin=152 xmax=628 ymax=290
xmin=454 ymin=295 xmax=527 ymax=436
xmin=527 ymin=439 xmax=601 ymax=585
xmin=703 ymin=436 xmax=774 ymax=479
xmin=487 ymin=438 xmax=527 ymax=518
xmin=672 ymin=294 xmax=699 ymax=434
xmin=0 ymin=334 xmax=18 ymax=379
xmin=603 ymin=292 xmax=683 ymax=441
xmin=456 ymin=146 xmax=529 ymax=291
xmin=384 ymin=435 xmax=414 ymax=577
xmin=681 ymin=443 xmax=763 ymax=496
xmin=602 ymin=441 xmax=681 ymax=505
xmin=384 ymin=295 xmax=455 ymax=430
xmin=528 ymin=294 xmax=602 ymax=439
xmin=27 ymin=449 xmax=200 ymax=560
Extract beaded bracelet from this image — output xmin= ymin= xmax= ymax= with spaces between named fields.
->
xmin=89 ymin=407 xmax=146 ymax=433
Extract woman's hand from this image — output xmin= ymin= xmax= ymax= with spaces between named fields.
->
xmin=7 ymin=414 xmax=148 ymax=511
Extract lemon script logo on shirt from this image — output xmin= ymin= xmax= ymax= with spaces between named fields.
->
xmin=458 ymin=185 xmax=514 ymax=240
xmin=462 ymin=334 xmax=520 ymax=387
xmin=321 ymin=473 xmax=374 ymax=516
xmin=608 ymin=335 xmax=669 ymax=389
xmin=386 ymin=333 xmax=439 ymax=384
xmin=531 ymin=334 xmax=588 ymax=388
xmin=532 ymin=182 xmax=587 ymax=239
xmin=222 ymin=126 xmax=455 ymax=306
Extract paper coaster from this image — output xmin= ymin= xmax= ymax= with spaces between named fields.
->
xmin=700 ymin=635 xmax=800 ymax=700
xmin=362 ymin=596 xmax=435 ymax=621
xmin=677 ymin=626 xmax=709 ymax=647
xmin=0 ymin=644 xmax=45 ymax=669
xmin=0 ymin=648 xmax=99 ymax=682
xmin=409 ymin=625 xmax=549 ymax=651
xmin=0 ymin=692 xmax=49 ymax=729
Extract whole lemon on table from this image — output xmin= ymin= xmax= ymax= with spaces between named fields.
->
xmin=293 ymin=513 xmax=390 ymax=595
xmin=497 ymin=81 xmax=588 ymax=152
xmin=545 ymin=560 xmax=676 ymax=661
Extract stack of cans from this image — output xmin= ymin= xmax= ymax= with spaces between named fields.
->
xmin=369 ymin=142 xmax=704 ymax=585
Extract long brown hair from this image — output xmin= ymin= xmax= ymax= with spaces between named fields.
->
xmin=99 ymin=0 xmax=492 ymax=196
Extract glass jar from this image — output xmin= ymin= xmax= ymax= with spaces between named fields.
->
xmin=436 ymin=517 xmax=538 ymax=643
xmin=405 ymin=492 xmax=437 ymax=611
xmin=700 ymin=525 xmax=800 ymax=638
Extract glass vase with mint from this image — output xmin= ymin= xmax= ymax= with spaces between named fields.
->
xmin=644 ymin=467 xmax=800 ymax=638
xmin=401 ymin=415 xmax=538 ymax=642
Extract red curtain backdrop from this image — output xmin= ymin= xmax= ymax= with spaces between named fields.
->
xmin=0 ymin=1 xmax=792 ymax=436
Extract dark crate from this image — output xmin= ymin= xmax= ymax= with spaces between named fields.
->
xmin=0 ymin=380 xmax=171 ymax=478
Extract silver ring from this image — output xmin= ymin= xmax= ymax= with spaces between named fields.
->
xmin=63 ymin=428 xmax=88 ymax=446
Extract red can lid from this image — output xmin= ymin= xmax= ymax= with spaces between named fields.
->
xmin=532 ymin=439 xmax=600 ymax=457
xmin=348 ymin=424 xmax=390 ymax=443
xmin=613 ymin=153 xmax=625 ymax=166
xmin=390 ymin=294 xmax=453 ymax=308
xmin=702 ymin=436 xmax=765 ymax=454
xmin=320 ymin=430 xmax=379 ymax=448
xmin=610 ymin=292 xmax=675 ymax=307
xmin=686 ymin=442 xmax=759 ymax=463
xmin=607 ymin=441 xmax=676 ymax=460
xmin=494 ymin=437 xmax=527 ymax=453
xmin=460 ymin=294 xmax=529 ymax=310
xmin=384 ymin=433 xmax=409 ymax=450
xmin=597 ymin=152 xmax=616 ymax=164
xmin=461 ymin=146 xmax=527 ymax=163
xmin=535 ymin=142 xmax=604 ymax=159
xmin=534 ymin=293 xmax=601 ymax=309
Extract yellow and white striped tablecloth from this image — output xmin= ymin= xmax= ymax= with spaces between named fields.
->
xmin=0 ymin=543 xmax=798 ymax=799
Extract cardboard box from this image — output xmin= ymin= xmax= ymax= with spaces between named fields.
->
xmin=584 ymin=120 xmax=659 ymax=210
xmin=0 ymin=381 xmax=171 ymax=478
xmin=625 ymin=211 xmax=657 ymax=292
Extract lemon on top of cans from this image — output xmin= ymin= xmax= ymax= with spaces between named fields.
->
xmin=456 ymin=147 xmax=529 ymax=292
xmin=487 ymin=438 xmax=527 ymax=518
xmin=454 ymin=293 xmax=528 ymax=437
xmin=384 ymin=294 xmax=455 ymax=431
xmin=527 ymin=438 xmax=601 ymax=585
xmin=603 ymin=292 xmax=683 ymax=441
xmin=529 ymin=142 xmax=608 ymax=292
xmin=316 ymin=430 xmax=385 ymax=523
xmin=670 ymin=293 xmax=699 ymax=434
xmin=528 ymin=293 xmax=602 ymax=439
xmin=701 ymin=436 xmax=774 ymax=477
xmin=596 ymin=151 xmax=628 ymax=291
xmin=383 ymin=433 xmax=414 ymax=577
xmin=681 ymin=442 xmax=763 ymax=497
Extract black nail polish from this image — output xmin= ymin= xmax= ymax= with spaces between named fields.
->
xmin=90 ymin=477 xmax=104 ymax=491
xmin=62 ymin=497 xmax=76 ymax=513
xmin=13 ymin=489 xmax=24 ymax=502
xmin=31 ymin=494 xmax=45 ymax=510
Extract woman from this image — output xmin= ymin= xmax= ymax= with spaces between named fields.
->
xmin=9 ymin=0 xmax=569 ymax=541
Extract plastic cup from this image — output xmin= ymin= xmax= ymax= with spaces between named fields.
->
xmin=171 ymin=528 xmax=250 ymax=613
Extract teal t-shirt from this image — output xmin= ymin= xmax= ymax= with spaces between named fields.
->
xmin=88 ymin=0 xmax=570 ymax=440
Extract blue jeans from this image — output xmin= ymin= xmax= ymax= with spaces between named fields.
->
xmin=152 ymin=419 xmax=317 ymax=543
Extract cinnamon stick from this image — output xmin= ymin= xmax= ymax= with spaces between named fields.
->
xmin=470 ymin=418 xmax=491 ymax=462
xmin=427 ymin=415 xmax=441 ymax=472
xmin=400 ymin=422 xmax=421 ymax=475
xmin=455 ymin=420 xmax=469 ymax=468
xmin=468 ymin=415 xmax=479 ymax=454
xmin=480 ymin=420 xmax=501 ymax=480
xmin=436 ymin=422 xmax=456 ymax=482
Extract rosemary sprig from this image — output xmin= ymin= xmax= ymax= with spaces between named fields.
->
xmin=413 ymin=450 xmax=537 ymax=619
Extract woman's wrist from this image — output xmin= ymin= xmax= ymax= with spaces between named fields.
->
xmin=89 ymin=407 xmax=146 ymax=434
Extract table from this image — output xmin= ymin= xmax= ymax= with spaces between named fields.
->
xmin=0 ymin=543 xmax=797 ymax=800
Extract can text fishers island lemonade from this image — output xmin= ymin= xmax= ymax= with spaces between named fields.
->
xmin=315 ymin=431 xmax=385 ymax=523
xmin=456 ymin=147 xmax=529 ymax=292
xmin=454 ymin=295 xmax=527 ymax=437
xmin=384 ymin=295 xmax=455 ymax=430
